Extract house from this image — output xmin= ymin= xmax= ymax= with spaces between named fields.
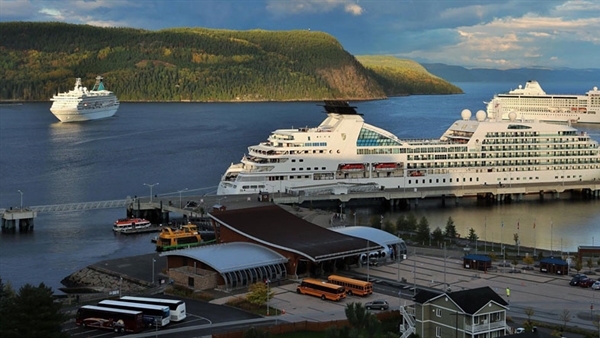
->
xmin=463 ymin=254 xmax=492 ymax=271
xmin=400 ymin=286 xmax=509 ymax=338
xmin=539 ymin=257 xmax=568 ymax=275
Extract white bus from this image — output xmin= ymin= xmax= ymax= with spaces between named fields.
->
xmin=119 ymin=296 xmax=186 ymax=322
xmin=97 ymin=300 xmax=170 ymax=327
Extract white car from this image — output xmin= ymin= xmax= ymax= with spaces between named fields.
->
xmin=515 ymin=328 xmax=525 ymax=334
xmin=592 ymin=281 xmax=600 ymax=290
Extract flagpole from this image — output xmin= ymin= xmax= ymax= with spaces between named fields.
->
xmin=533 ymin=218 xmax=537 ymax=256
xmin=517 ymin=219 xmax=520 ymax=257
xmin=501 ymin=220 xmax=504 ymax=272
xmin=484 ymin=217 xmax=487 ymax=254
xmin=550 ymin=218 xmax=553 ymax=256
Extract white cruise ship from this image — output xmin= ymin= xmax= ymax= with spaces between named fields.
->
xmin=486 ymin=81 xmax=600 ymax=124
xmin=50 ymin=76 xmax=120 ymax=122
xmin=217 ymin=101 xmax=600 ymax=196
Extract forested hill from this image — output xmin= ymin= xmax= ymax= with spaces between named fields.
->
xmin=356 ymin=56 xmax=463 ymax=95
xmin=0 ymin=22 xmax=456 ymax=102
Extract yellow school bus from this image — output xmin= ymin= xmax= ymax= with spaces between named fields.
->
xmin=296 ymin=278 xmax=346 ymax=301
xmin=327 ymin=275 xmax=373 ymax=296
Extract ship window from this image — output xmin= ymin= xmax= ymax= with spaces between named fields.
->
xmin=314 ymin=167 xmax=318 ymax=170
xmin=299 ymin=159 xmax=304 ymax=162
xmin=292 ymin=159 xmax=296 ymax=162
xmin=291 ymin=168 xmax=296 ymax=171
xmin=322 ymin=167 xmax=326 ymax=170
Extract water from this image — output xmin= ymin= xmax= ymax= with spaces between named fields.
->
xmin=1 ymin=82 xmax=599 ymax=293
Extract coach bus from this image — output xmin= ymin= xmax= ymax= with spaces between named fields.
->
xmin=327 ymin=275 xmax=373 ymax=296
xmin=76 ymin=305 xmax=144 ymax=333
xmin=296 ymin=278 xmax=346 ymax=301
xmin=97 ymin=300 xmax=170 ymax=327
xmin=119 ymin=296 xmax=186 ymax=322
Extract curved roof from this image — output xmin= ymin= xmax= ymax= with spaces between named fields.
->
xmin=160 ymin=242 xmax=288 ymax=273
xmin=331 ymin=226 xmax=404 ymax=248
xmin=210 ymin=205 xmax=380 ymax=262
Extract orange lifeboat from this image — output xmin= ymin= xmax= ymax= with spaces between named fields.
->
xmin=339 ymin=163 xmax=365 ymax=171
xmin=374 ymin=163 xmax=398 ymax=171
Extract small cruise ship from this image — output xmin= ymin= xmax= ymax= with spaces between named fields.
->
xmin=50 ymin=76 xmax=120 ymax=122
xmin=486 ymin=81 xmax=600 ymax=124
xmin=217 ymin=101 xmax=600 ymax=196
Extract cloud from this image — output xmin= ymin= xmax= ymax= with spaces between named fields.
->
xmin=266 ymin=0 xmax=362 ymax=16
xmin=344 ymin=3 xmax=363 ymax=16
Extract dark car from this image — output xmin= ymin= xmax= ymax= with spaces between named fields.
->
xmin=570 ymin=274 xmax=588 ymax=286
xmin=365 ymin=300 xmax=389 ymax=310
xmin=579 ymin=278 xmax=595 ymax=288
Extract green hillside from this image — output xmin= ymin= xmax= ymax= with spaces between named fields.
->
xmin=0 ymin=22 xmax=459 ymax=102
xmin=356 ymin=55 xmax=463 ymax=95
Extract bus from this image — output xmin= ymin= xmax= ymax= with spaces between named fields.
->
xmin=296 ymin=278 xmax=346 ymax=301
xmin=327 ymin=275 xmax=373 ymax=296
xmin=97 ymin=300 xmax=170 ymax=327
xmin=119 ymin=296 xmax=186 ymax=322
xmin=76 ymin=305 xmax=144 ymax=333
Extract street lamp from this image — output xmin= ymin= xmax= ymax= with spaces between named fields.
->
xmin=144 ymin=183 xmax=159 ymax=203
xmin=17 ymin=190 xmax=23 ymax=209
xmin=178 ymin=188 xmax=188 ymax=208
xmin=152 ymin=258 xmax=156 ymax=286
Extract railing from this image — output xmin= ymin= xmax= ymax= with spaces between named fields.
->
xmin=0 ymin=199 xmax=131 ymax=215
xmin=464 ymin=320 xmax=506 ymax=333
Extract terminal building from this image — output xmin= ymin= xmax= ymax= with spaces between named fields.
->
xmin=161 ymin=205 xmax=407 ymax=291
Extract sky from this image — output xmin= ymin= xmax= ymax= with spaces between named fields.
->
xmin=1 ymin=0 xmax=600 ymax=69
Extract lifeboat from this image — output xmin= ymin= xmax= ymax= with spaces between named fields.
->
xmin=409 ymin=171 xmax=424 ymax=177
xmin=339 ymin=163 xmax=365 ymax=171
xmin=374 ymin=163 xmax=398 ymax=171
xmin=156 ymin=223 xmax=205 ymax=252
xmin=113 ymin=218 xmax=151 ymax=232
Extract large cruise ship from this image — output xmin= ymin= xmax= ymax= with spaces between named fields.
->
xmin=50 ymin=76 xmax=120 ymax=122
xmin=486 ymin=81 xmax=600 ymax=124
xmin=217 ymin=101 xmax=600 ymax=196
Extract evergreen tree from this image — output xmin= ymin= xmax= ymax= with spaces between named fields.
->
xmin=467 ymin=228 xmax=479 ymax=242
xmin=2 ymin=283 xmax=68 ymax=338
xmin=395 ymin=214 xmax=408 ymax=232
xmin=431 ymin=227 xmax=444 ymax=245
xmin=405 ymin=212 xmax=418 ymax=232
xmin=443 ymin=217 xmax=457 ymax=238
xmin=416 ymin=217 xmax=431 ymax=244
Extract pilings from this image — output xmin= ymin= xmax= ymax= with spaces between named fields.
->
xmin=1 ymin=208 xmax=37 ymax=232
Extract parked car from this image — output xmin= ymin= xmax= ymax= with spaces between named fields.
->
xmin=365 ymin=299 xmax=389 ymax=310
xmin=515 ymin=327 xmax=525 ymax=334
xmin=579 ymin=278 xmax=595 ymax=288
xmin=570 ymin=274 xmax=588 ymax=286
xmin=591 ymin=281 xmax=600 ymax=290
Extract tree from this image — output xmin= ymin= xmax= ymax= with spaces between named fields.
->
xmin=416 ymin=217 xmax=431 ymax=244
xmin=558 ymin=309 xmax=571 ymax=332
xmin=523 ymin=306 xmax=535 ymax=325
xmin=523 ymin=255 xmax=535 ymax=269
xmin=513 ymin=233 xmax=519 ymax=247
xmin=370 ymin=215 xmax=383 ymax=230
xmin=443 ymin=217 xmax=457 ymax=238
xmin=1 ymin=282 xmax=68 ymax=338
xmin=396 ymin=215 xmax=408 ymax=232
xmin=431 ymin=227 xmax=444 ymax=245
xmin=246 ymin=282 xmax=274 ymax=308
xmin=405 ymin=213 xmax=418 ymax=232
xmin=586 ymin=257 xmax=593 ymax=273
xmin=344 ymin=302 xmax=381 ymax=338
xmin=382 ymin=220 xmax=396 ymax=235
xmin=574 ymin=260 xmax=583 ymax=273
xmin=467 ymin=228 xmax=478 ymax=242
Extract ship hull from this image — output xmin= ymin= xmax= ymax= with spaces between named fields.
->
xmin=50 ymin=106 xmax=118 ymax=122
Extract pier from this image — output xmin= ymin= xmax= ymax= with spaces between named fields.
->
xmin=1 ymin=208 xmax=37 ymax=232
xmin=270 ymin=180 xmax=600 ymax=206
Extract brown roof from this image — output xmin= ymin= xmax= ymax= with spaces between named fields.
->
xmin=210 ymin=205 xmax=381 ymax=262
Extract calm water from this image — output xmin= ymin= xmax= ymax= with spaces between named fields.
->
xmin=1 ymin=82 xmax=599 ymax=293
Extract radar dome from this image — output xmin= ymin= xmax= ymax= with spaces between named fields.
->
xmin=461 ymin=109 xmax=472 ymax=120
xmin=508 ymin=111 xmax=517 ymax=121
xmin=476 ymin=110 xmax=486 ymax=121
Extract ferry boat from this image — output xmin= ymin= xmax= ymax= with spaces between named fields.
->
xmin=155 ymin=223 xmax=204 ymax=252
xmin=50 ymin=76 xmax=120 ymax=122
xmin=217 ymin=100 xmax=600 ymax=196
xmin=113 ymin=218 xmax=151 ymax=232
xmin=486 ymin=81 xmax=600 ymax=124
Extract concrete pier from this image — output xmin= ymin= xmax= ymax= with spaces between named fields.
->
xmin=1 ymin=208 xmax=37 ymax=232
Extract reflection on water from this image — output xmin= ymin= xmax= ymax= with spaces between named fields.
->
xmin=367 ymin=195 xmax=599 ymax=253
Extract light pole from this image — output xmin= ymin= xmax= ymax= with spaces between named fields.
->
xmin=144 ymin=183 xmax=159 ymax=203
xmin=178 ymin=188 xmax=188 ymax=208
xmin=17 ymin=190 xmax=23 ymax=209
xmin=152 ymin=258 xmax=156 ymax=286
xmin=119 ymin=276 xmax=123 ymax=296
xmin=266 ymin=279 xmax=270 ymax=316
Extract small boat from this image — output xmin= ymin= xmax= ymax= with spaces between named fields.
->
xmin=113 ymin=218 xmax=151 ymax=232
xmin=373 ymin=163 xmax=398 ymax=171
xmin=339 ymin=163 xmax=365 ymax=171
xmin=155 ymin=223 xmax=205 ymax=252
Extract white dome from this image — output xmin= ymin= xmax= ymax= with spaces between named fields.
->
xmin=476 ymin=110 xmax=486 ymax=121
xmin=461 ymin=109 xmax=472 ymax=120
xmin=508 ymin=111 xmax=517 ymax=121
